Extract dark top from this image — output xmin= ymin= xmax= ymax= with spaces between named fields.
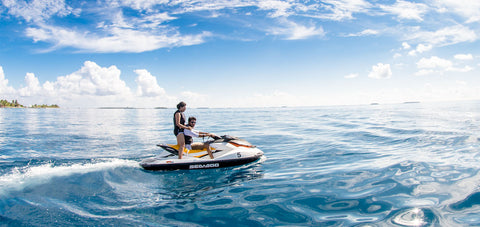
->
xmin=184 ymin=123 xmax=193 ymax=145
xmin=173 ymin=110 xmax=186 ymax=136
xmin=184 ymin=134 xmax=193 ymax=145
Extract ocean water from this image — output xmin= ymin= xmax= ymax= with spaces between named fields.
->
xmin=1 ymin=101 xmax=480 ymax=226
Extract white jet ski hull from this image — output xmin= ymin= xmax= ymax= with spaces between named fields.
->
xmin=140 ymin=136 xmax=264 ymax=171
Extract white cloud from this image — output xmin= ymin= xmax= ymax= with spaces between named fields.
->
xmin=57 ymin=61 xmax=131 ymax=96
xmin=26 ymin=24 xmax=211 ymax=53
xmin=42 ymin=81 xmax=56 ymax=96
xmin=417 ymin=56 xmax=452 ymax=69
xmin=406 ymin=25 xmax=477 ymax=47
xmin=345 ymin=29 xmax=378 ymax=37
xmin=311 ymin=0 xmax=372 ymax=21
xmin=0 ymin=61 xmax=184 ymax=107
xmin=18 ymin=73 xmax=42 ymax=96
xmin=268 ymin=19 xmax=324 ymax=40
xmin=416 ymin=44 xmax=432 ymax=53
xmin=4 ymin=0 xmax=214 ymax=53
xmin=408 ymin=43 xmax=433 ymax=56
xmin=137 ymin=13 xmax=177 ymax=29
xmin=14 ymin=61 xmax=133 ymax=101
xmin=3 ymin=0 xmax=479 ymax=55
xmin=9 ymin=0 xmax=330 ymax=52
xmin=454 ymin=54 xmax=473 ymax=60
xmin=433 ymin=0 xmax=480 ymax=23
xmin=114 ymin=0 xmax=373 ymax=22
xmin=368 ymin=63 xmax=392 ymax=79
xmin=415 ymin=56 xmax=474 ymax=75
xmin=2 ymin=0 xmax=76 ymax=22
xmin=402 ymin=42 xmax=411 ymax=49
xmin=97 ymin=10 xmax=176 ymax=30
xmin=379 ymin=0 xmax=428 ymax=21
xmin=170 ymin=0 xmax=255 ymax=14
xmin=135 ymin=69 xmax=165 ymax=97
xmin=108 ymin=0 xmax=169 ymax=11
xmin=393 ymin=42 xmax=412 ymax=58
xmin=0 ymin=66 xmax=16 ymax=95
xmin=257 ymin=0 xmax=295 ymax=18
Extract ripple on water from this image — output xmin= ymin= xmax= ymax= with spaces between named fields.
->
xmin=390 ymin=208 xmax=437 ymax=226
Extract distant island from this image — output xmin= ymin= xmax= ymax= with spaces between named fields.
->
xmin=0 ymin=99 xmax=59 ymax=108
xmin=1 ymin=99 xmax=24 ymax=108
xmin=30 ymin=104 xmax=60 ymax=108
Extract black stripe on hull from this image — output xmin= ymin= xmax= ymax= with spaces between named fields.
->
xmin=141 ymin=155 xmax=262 ymax=171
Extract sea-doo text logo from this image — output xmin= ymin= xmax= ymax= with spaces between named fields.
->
xmin=189 ymin=163 xmax=220 ymax=169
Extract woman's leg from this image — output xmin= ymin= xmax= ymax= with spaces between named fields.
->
xmin=176 ymin=133 xmax=185 ymax=159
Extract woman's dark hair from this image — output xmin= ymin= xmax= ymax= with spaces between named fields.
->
xmin=177 ymin=101 xmax=186 ymax=110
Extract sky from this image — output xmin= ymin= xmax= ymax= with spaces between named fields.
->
xmin=0 ymin=0 xmax=479 ymax=108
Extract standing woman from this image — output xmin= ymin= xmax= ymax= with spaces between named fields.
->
xmin=173 ymin=101 xmax=191 ymax=159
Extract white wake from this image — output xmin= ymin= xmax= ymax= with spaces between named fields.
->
xmin=0 ymin=158 xmax=139 ymax=196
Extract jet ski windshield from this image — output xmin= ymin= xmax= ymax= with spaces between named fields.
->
xmin=211 ymin=135 xmax=255 ymax=148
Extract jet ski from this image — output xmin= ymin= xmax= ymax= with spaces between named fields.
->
xmin=140 ymin=135 xmax=264 ymax=171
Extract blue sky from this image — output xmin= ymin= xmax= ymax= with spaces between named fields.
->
xmin=0 ymin=0 xmax=479 ymax=108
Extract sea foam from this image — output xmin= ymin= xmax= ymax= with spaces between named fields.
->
xmin=0 ymin=159 xmax=139 ymax=196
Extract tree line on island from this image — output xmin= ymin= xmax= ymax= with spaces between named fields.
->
xmin=0 ymin=99 xmax=59 ymax=108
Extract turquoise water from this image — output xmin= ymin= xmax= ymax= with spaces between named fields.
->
xmin=1 ymin=101 xmax=480 ymax=226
